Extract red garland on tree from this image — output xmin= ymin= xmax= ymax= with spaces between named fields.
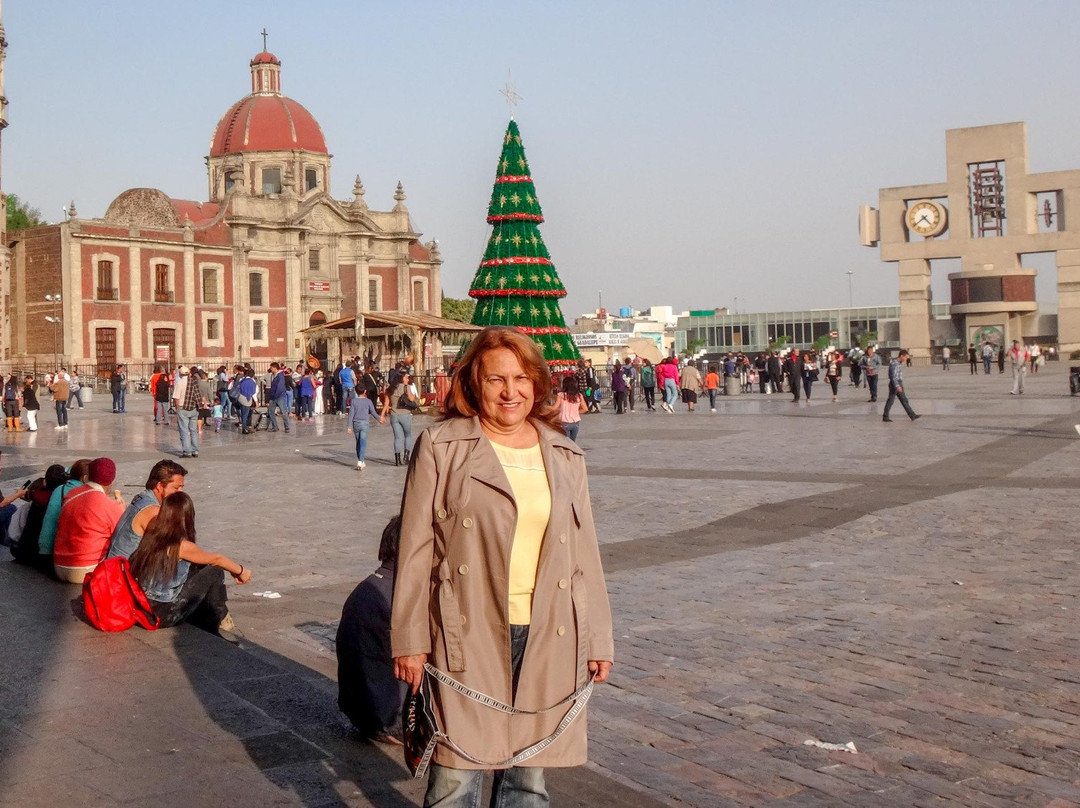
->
xmin=467 ymin=120 xmax=581 ymax=371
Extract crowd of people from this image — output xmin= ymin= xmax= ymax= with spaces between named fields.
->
xmin=3 ymin=457 xmax=249 ymax=641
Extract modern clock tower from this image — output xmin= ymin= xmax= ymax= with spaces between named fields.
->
xmin=860 ymin=121 xmax=1080 ymax=361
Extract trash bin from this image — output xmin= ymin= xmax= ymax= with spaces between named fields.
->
xmin=81 ymin=387 xmax=93 ymax=404
xmin=724 ymin=374 xmax=741 ymax=396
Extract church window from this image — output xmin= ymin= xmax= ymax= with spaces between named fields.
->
xmin=202 ymin=267 xmax=218 ymax=304
xmin=412 ymin=279 xmax=426 ymax=311
xmin=249 ymin=273 xmax=264 ymax=307
xmin=262 ymin=168 xmax=282 ymax=195
xmin=368 ymin=278 xmax=380 ymax=311
xmin=309 ymin=249 xmax=320 ymax=274
xmin=154 ymin=263 xmax=173 ymax=303
xmin=252 ymin=319 xmax=265 ymax=341
xmin=97 ymin=261 xmax=116 ymax=300
xmin=206 ymin=318 xmax=220 ymax=340
xmin=224 ymin=173 xmax=235 ymax=193
xmin=305 ymin=168 xmax=318 ymax=192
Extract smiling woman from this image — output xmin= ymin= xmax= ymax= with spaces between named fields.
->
xmin=391 ymin=326 xmax=614 ymax=806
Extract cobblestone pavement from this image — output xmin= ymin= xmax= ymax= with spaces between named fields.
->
xmin=1 ymin=364 xmax=1079 ymax=806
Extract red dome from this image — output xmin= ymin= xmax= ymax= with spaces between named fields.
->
xmin=251 ymin=50 xmax=280 ymax=65
xmin=209 ymin=94 xmax=327 ymax=157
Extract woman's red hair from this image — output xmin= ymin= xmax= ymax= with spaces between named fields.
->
xmin=443 ymin=327 xmax=562 ymax=433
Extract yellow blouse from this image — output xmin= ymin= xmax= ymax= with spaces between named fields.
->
xmin=491 ymin=441 xmax=551 ymax=625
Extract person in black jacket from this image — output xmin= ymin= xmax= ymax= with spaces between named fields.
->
xmin=782 ymin=349 xmax=803 ymax=402
xmin=767 ymin=352 xmax=782 ymax=394
xmin=336 ymin=516 xmax=406 ymax=744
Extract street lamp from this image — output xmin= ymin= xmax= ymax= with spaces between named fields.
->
xmin=845 ymin=271 xmax=854 ymax=308
xmin=44 ymin=293 xmax=61 ymax=370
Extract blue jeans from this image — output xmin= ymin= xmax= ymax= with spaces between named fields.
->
xmin=219 ymin=391 xmax=232 ymax=419
xmin=267 ymin=396 xmax=290 ymax=431
xmin=301 ymin=395 xmax=314 ymax=418
xmin=341 ymin=386 xmax=355 ymax=413
xmin=353 ymin=420 xmax=370 ymax=461
xmin=68 ymin=389 xmax=83 ymax=408
xmin=239 ymin=404 xmax=252 ymax=431
xmin=424 ymin=626 xmax=544 ymax=808
xmin=390 ymin=411 xmax=413 ymax=454
xmin=176 ymin=408 xmax=199 ymax=454
xmin=55 ymin=400 xmax=68 ymax=426
xmin=663 ymin=378 xmax=678 ymax=406
xmin=562 ymin=421 xmax=580 ymax=442
xmin=112 ymin=389 xmax=126 ymax=412
xmin=154 ymin=401 xmax=169 ymax=423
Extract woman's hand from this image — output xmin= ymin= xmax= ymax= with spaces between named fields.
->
xmin=588 ymin=660 xmax=612 ymax=684
xmin=347 ymin=427 xmax=353 ymax=434
xmin=231 ymin=566 xmax=253 ymax=584
xmin=394 ymin=654 xmax=429 ymax=694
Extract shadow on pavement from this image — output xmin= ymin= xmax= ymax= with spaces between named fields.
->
xmin=170 ymin=629 xmax=421 ymax=808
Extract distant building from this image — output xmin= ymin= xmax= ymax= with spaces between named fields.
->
xmin=571 ymin=305 xmax=680 ymax=363
xmin=5 ymin=48 xmax=441 ymax=371
xmin=676 ymin=304 xmax=953 ymax=357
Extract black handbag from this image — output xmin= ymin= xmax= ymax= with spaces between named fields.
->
xmin=398 ymin=392 xmax=419 ymax=411
xmin=402 ymin=678 xmax=438 ymax=778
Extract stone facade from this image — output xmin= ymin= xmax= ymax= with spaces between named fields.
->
xmin=5 ymin=49 xmax=441 ymax=372
xmin=861 ymin=121 xmax=1080 ymax=360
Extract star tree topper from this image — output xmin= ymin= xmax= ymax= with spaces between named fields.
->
xmin=499 ymin=71 xmax=523 ymax=120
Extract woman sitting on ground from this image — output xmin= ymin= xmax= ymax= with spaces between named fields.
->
xmin=129 ymin=491 xmax=252 ymax=641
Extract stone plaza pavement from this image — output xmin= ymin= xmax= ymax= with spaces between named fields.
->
xmin=1 ymin=362 xmax=1079 ymax=807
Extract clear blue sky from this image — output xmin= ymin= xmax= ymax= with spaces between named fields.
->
xmin=8 ymin=1 xmax=1080 ymax=318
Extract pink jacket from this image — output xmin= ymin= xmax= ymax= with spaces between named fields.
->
xmin=656 ymin=361 xmax=680 ymax=385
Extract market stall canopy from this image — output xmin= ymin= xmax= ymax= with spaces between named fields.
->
xmin=299 ymin=311 xmax=483 ymax=340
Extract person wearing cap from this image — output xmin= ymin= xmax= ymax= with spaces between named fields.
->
xmin=172 ymin=366 xmax=207 ymax=458
xmin=53 ymin=457 xmax=125 ymax=583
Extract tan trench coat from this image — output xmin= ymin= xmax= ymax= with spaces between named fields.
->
xmin=390 ymin=416 xmax=614 ymax=769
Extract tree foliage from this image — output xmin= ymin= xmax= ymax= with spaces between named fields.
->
xmin=441 ymin=295 xmax=476 ymax=323
xmin=681 ymin=337 xmax=707 ymax=357
xmin=768 ymin=334 xmax=792 ymax=352
xmin=6 ymin=194 xmax=46 ymax=232
xmin=857 ymin=330 xmax=878 ymax=350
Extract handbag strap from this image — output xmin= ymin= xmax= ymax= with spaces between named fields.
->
xmin=421 ymin=666 xmax=593 ymax=768
xmin=423 ymin=662 xmax=591 ymax=715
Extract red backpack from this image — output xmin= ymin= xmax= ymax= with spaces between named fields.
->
xmin=82 ymin=557 xmax=160 ymax=632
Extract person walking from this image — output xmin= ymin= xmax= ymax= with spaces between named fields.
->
xmin=621 ymin=358 xmax=637 ymax=412
xmin=861 ymin=346 xmax=881 ymax=402
xmin=67 ymin=371 xmax=85 ymax=409
xmin=555 ymin=373 xmax=588 ymax=441
xmin=678 ymin=360 xmax=703 ymax=412
xmin=640 ymin=359 xmax=657 ymax=411
xmin=3 ymin=374 xmax=22 ymax=432
xmin=346 ymin=387 xmax=384 ymax=470
xmin=997 ymin=345 xmax=1005 ymax=374
xmin=21 ymin=375 xmax=39 ymax=432
xmin=783 ymin=349 xmax=802 ymax=403
xmin=801 ymin=351 xmax=818 ymax=402
xmin=825 ymin=351 xmax=843 ymax=402
xmin=767 ymin=351 xmax=783 ymax=394
xmin=110 ymin=364 xmax=128 ymax=413
xmin=172 ymin=366 xmax=206 ymax=458
xmin=1008 ymin=340 xmax=1030 ymax=395
xmin=941 ymin=345 xmax=951 ymax=371
xmin=657 ymin=357 xmax=679 ymax=413
xmin=266 ymin=362 xmax=291 ymax=433
xmin=49 ymin=372 xmax=70 ymax=429
xmin=583 ymin=359 xmax=601 ymax=413
xmin=968 ymin=345 xmax=978 ymax=375
xmin=391 ymin=327 xmax=613 ymax=806
xmin=981 ymin=342 xmax=994 ymax=374
xmin=153 ymin=366 xmax=172 ymax=425
xmin=382 ymin=371 xmax=418 ymax=466
xmin=882 ymin=349 xmax=921 ymax=422
xmin=610 ymin=360 xmax=627 ymax=414
xmin=703 ymin=364 xmax=721 ymax=411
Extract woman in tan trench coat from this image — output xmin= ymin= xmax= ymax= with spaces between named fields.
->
xmin=392 ymin=327 xmax=614 ymax=807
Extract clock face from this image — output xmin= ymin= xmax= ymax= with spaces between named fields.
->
xmin=907 ymin=200 xmax=947 ymax=237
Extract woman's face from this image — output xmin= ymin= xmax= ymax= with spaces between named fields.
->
xmin=477 ymin=347 xmax=534 ymax=433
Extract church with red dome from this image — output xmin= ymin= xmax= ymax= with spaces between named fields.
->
xmin=6 ymin=48 xmax=444 ymax=373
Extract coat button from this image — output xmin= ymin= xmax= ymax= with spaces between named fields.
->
xmin=458 ymin=564 xmax=469 ymax=575
xmin=557 ymin=626 xmax=566 ymax=636
xmin=460 ymin=615 xmax=467 ymax=625
xmin=437 ymin=508 xmax=448 ymax=519
xmin=558 ymin=578 xmax=568 ymax=589
xmin=559 ymin=533 xmax=567 ymax=544
xmin=462 ymin=517 xmax=474 ymax=528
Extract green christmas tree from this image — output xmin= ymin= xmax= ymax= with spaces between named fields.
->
xmin=467 ymin=119 xmax=581 ymax=371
